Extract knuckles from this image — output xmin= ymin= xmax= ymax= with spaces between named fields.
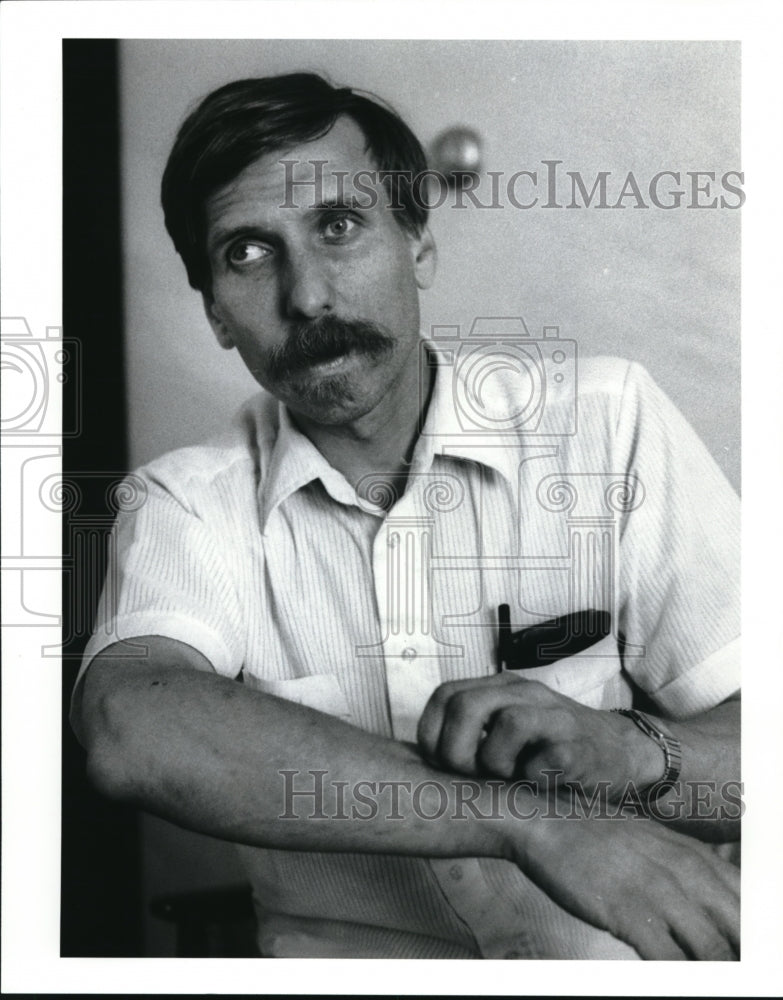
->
xmin=524 ymin=743 xmax=573 ymax=779
xmin=446 ymin=689 xmax=482 ymax=725
xmin=544 ymin=742 xmax=574 ymax=773
xmin=491 ymin=704 xmax=529 ymax=740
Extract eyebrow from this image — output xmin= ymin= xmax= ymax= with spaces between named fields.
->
xmin=312 ymin=194 xmax=373 ymax=212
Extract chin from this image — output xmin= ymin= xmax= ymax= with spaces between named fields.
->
xmin=284 ymin=374 xmax=373 ymax=425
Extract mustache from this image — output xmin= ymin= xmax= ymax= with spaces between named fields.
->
xmin=267 ymin=316 xmax=395 ymax=381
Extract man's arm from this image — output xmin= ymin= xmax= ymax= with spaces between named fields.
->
xmin=418 ymin=672 xmax=741 ymax=840
xmin=75 ymin=636 xmax=505 ymax=859
xmin=75 ymin=635 xmax=740 ymax=960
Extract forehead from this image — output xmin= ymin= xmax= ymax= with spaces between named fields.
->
xmin=205 ymin=116 xmax=381 ymax=234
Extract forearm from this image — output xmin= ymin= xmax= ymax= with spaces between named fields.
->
xmin=76 ymin=643 xmax=740 ymax=960
xmin=79 ymin=653 xmax=513 ymax=861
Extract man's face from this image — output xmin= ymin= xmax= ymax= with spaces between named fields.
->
xmin=202 ymin=116 xmax=435 ymax=426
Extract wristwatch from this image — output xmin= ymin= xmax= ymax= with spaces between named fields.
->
xmin=612 ymin=708 xmax=682 ymax=802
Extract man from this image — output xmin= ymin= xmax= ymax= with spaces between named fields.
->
xmin=72 ymin=73 xmax=741 ymax=960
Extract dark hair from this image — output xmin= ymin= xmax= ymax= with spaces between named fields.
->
xmin=161 ymin=72 xmax=429 ymax=291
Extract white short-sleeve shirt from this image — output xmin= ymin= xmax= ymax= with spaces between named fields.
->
xmin=79 ymin=352 xmax=740 ymax=959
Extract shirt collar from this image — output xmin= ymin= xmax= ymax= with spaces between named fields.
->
xmin=258 ymin=339 xmax=520 ymax=531
xmin=258 ymin=404 xmax=357 ymax=531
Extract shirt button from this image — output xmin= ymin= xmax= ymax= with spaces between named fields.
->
xmin=402 ymin=647 xmax=417 ymax=660
xmin=448 ymin=864 xmax=463 ymax=881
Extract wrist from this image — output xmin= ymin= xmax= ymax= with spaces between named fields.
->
xmin=617 ymin=711 xmax=667 ymax=790
xmin=494 ymin=782 xmax=552 ymax=867
xmin=612 ymin=708 xmax=682 ymax=797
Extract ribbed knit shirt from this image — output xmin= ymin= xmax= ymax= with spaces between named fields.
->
xmin=80 ymin=351 xmax=740 ymax=959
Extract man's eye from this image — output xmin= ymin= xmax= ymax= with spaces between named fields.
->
xmin=322 ymin=216 xmax=358 ymax=240
xmin=227 ymin=242 xmax=270 ymax=265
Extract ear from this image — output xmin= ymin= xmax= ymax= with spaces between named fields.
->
xmin=202 ymin=294 xmax=235 ymax=350
xmin=412 ymin=226 xmax=437 ymax=291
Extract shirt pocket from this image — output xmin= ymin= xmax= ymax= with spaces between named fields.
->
xmin=247 ymin=674 xmax=354 ymax=722
xmin=507 ymin=634 xmax=628 ymax=709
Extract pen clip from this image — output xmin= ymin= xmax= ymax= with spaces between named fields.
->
xmin=497 ymin=603 xmax=511 ymax=671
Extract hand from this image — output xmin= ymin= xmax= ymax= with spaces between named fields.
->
xmin=510 ymin=806 xmax=740 ymax=960
xmin=418 ymin=671 xmax=660 ymax=795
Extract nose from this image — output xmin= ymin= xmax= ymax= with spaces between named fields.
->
xmin=281 ymin=249 xmax=334 ymax=319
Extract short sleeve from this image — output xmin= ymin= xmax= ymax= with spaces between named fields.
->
xmin=77 ymin=469 xmax=245 ymax=689
xmin=613 ymin=363 xmax=740 ymax=718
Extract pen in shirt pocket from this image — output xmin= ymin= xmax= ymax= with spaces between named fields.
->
xmin=496 ymin=604 xmax=611 ymax=672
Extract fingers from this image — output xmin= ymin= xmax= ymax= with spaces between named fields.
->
xmin=476 ymin=705 xmax=530 ymax=778
xmin=597 ymin=851 xmax=739 ymax=961
xmin=428 ymin=687 xmax=521 ymax=774
xmin=418 ymin=675 xmax=576 ymax=778
xmin=679 ymin=850 xmax=741 ymax=958
xmin=660 ymin=889 xmax=738 ymax=961
xmin=477 ymin=704 xmax=576 ymax=779
xmin=620 ymin=914 xmax=734 ymax=962
xmin=701 ymin=845 xmax=741 ymax=899
xmin=671 ymin=916 xmax=738 ymax=961
xmin=417 ymin=673 xmax=524 ymax=770
xmin=639 ymin=888 xmax=737 ymax=961
xmin=628 ymin=919 xmax=689 ymax=961
xmin=644 ymin=834 xmax=740 ymax=960
xmin=708 ymin=879 xmax=741 ymax=956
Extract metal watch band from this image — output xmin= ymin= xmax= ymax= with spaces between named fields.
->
xmin=612 ymin=708 xmax=682 ymax=801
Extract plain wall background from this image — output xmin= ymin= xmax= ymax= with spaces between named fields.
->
xmin=121 ymin=39 xmax=740 ymax=484
xmin=119 ymin=39 xmax=740 ymax=954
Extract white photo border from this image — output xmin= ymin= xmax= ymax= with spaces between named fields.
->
xmin=2 ymin=0 xmax=782 ymax=995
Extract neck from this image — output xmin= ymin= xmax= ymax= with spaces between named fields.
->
xmin=292 ymin=354 xmax=435 ymax=501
